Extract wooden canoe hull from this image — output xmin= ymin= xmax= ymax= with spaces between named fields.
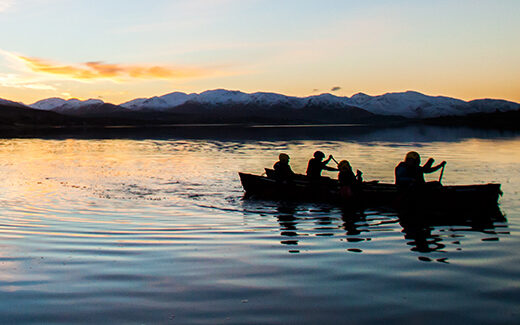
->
xmin=238 ymin=172 xmax=502 ymax=212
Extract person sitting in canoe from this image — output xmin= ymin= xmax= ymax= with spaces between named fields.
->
xmin=395 ymin=151 xmax=446 ymax=190
xmin=338 ymin=160 xmax=363 ymax=200
xmin=306 ymin=151 xmax=339 ymax=179
xmin=273 ymin=153 xmax=295 ymax=181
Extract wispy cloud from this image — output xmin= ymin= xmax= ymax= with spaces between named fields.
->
xmin=17 ymin=56 xmax=206 ymax=81
xmin=1 ymin=49 xmax=219 ymax=102
xmin=331 ymin=86 xmax=341 ymax=92
xmin=0 ymin=73 xmax=57 ymax=91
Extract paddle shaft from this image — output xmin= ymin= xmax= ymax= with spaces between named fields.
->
xmin=439 ymin=164 xmax=446 ymax=183
xmin=331 ymin=156 xmax=339 ymax=165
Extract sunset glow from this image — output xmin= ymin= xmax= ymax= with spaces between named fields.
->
xmin=18 ymin=56 xmax=206 ymax=81
xmin=0 ymin=0 xmax=519 ymax=104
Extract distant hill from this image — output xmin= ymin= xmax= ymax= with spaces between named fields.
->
xmin=0 ymin=98 xmax=29 ymax=109
xmin=424 ymin=109 xmax=520 ymax=129
xmin=154 ymin=101 xmax=383 ymax=124
xmin=0 ymin=89 xmax=517 ymax=129
xmin=0 ymin=102 xmax=80 ymax=128
xmin=27 ymin=91 xmax=390 ymax=125
xmin=31 ymin=98 xmax=131 ymax=117
xmin=25 ymin=89 xmax=520 ymax=121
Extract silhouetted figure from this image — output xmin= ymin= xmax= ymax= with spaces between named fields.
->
xmin=273 ymin=153 xmax=295 ymax=181
xmin=395 ymin=151 xmax=446 ymax=191
xmin=338 ymin=160 xmax=363 ymax=200
xmin=306 ymin=151 xmax=338 ymax=179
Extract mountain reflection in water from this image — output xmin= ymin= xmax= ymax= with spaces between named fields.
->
xmin=3 ymin=123 xmax=520 ymax=143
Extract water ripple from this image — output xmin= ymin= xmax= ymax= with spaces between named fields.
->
xmin=0 ymin=136 xmax=518 ymax=324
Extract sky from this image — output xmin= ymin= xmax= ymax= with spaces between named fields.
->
xmin=0 ymin=0 xmax=519 ymax=105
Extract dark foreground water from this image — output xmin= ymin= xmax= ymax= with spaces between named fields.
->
xmin=0 ymin=126 xmax=519 ymax=324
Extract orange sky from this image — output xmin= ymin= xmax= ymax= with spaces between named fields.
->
xmin=0 ymin=1 xmax=519 ymax=104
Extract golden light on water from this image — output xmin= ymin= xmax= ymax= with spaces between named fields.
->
xmin=2 ymin=137 xmax=519 ymax=204
xmin=0 ymin=134 xmax=517 ymax=322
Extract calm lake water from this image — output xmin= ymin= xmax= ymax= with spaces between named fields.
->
xmin=0 ymin=125 xmax=519 ymax=324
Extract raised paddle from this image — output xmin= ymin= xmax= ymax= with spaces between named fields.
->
xmin=330 ymin=156 xmax=339 ymax=165
xmin=439 ymin=163 xmax=446 ymax=183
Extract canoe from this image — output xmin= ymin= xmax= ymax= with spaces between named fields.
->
xmin=238 ymin=171 xmax=502 ymax=212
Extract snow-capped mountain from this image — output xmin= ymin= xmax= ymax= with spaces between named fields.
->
xmin=467 ymin=99 xmax=520 ymax=114
xmin=30 ymin=98 xmax=104 ymax=111
xmin=29 ymin=97 xmax=129 ymax=117
xmin=121 ymin=92 xmax=195 ymax=111
xmin=120 ymin=90 xmax=307 ymax=110
xmin=30 ymin=97 xmax=67 ymax=110
xmin=120 ymin=89 xmax=356 ymax=112
xmin=306 ymin=93 xmax=352 ymax=108
xmin=1 ymin=89 xmax=518 ymax=128
xmin=346 ymin=91 xmax=470 ymax=118
xmin=16 ymin=89 xmax=520 ymax=119
xmin=360 ymin=92 xmax=519 ymax=118
xmin=119 ymin=89 xmax=520 ymax=118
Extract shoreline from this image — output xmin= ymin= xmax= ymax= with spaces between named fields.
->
xmin=1 ymin=123 xmax=518 ymax=141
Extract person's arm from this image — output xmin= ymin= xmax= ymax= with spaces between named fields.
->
xmin=422 ymin=158 xmax=446 ymax=174
xmin=322 ymin=155 xmax=338 ymax=171
xmin=323 ymin=155 xmax=332 ymax=165
xmin=323 ymin=165 xmax=339 ymax=171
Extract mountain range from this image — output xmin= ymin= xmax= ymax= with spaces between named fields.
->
xmin=0 ymin=89 xmax=519 ymax=129
xmin=29 ymin=89 xmax=520 ymax=119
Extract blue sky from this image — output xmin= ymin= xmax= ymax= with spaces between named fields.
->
xmin=1 ymin=0 xmax=519 ymax=104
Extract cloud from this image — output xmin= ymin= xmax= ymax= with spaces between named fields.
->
xmin=16 ymin=55 xmax=207 ymax=81
xmin=0 ymin=74 xmax=57 ymax=91
xmin=331 ymin=86 xmax=341 ymax=92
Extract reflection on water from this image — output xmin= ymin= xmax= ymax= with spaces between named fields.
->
xmin=244 ymin=200 xmax=509 ymax=263
xmin=2 ymin=124 xmax=520 ymax=142
xmin=0 ymin=126 xmax=519 ymax=324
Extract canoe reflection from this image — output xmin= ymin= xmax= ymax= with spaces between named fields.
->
xmin=276 ymin=205 xmax=299 ymax=245
xmin=397 ymin=207 xmax=507 ymax=255
xmin=245 ymin=199 xmax=508 ymax=260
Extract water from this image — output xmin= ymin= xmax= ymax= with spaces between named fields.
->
xmin=0 ymin=125 xmax=519 ymax=324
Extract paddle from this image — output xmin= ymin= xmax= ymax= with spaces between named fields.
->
xmin=439 ymin=163 xmax=446 ymax=183
xmin=330 ymin=156 xmax=339 ymax=165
